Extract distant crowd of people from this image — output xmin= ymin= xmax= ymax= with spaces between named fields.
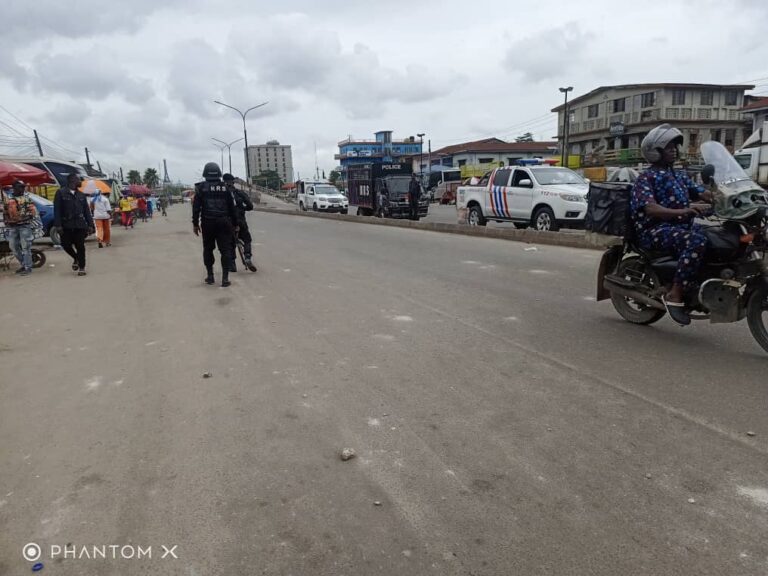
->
xmin=1 ymin=174 xmax=170 ymax=278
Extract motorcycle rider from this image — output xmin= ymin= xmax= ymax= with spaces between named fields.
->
xmin=192 ymin=162 xmax=239 ymax=287
xmin=222 ymin=173 xmax=255 ymax=272
xmin=630 ymin=124 xmax=714 ymax=325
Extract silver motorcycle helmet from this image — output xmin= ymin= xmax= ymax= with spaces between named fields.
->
xmin=641 ymin=123 xmax=684 ymax=163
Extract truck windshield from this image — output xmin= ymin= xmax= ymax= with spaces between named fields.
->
xmin=530 ymin=168 xmax=585 ymax=185
xmin=383 ymin=178 xmax=410 ymax=195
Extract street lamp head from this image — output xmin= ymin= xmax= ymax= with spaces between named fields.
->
xmin=417 ymin=133 xmax=425 ymax=138
xmin=559 ymin=86 xmax=573 ymax=93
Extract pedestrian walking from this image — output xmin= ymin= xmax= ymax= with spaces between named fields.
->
xmin=159 ymin=195 xmax=168 ymax=217
xmin=119 ymin=194 xmax=133 ymax=229
xmin=54 ymin=173 xmax=95 ymax=276
xmin=137 ymin=196 xmax=148 ymax=222
xmin=192 ymin=162 xmax=238 ymax=287
xmin=1 ymin=180 xmax=37 ymax=276
xmin=146 ymin=195 xmax=154 ymax=219
xmin=408 ymin=173 xmax=422 ymax=220
xmin=90 ymin=189 xmax=112 ymax=248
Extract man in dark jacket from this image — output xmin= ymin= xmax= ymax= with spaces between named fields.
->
xmin=223 ymin=173 xmax=256 ymax=272
xmin=408 ymin=173 xmax=422 ymax=220
xmin=192 ymin=162 xmax=239 ymax=287
xmin=54 ymin=173 xmax=95 ymax=276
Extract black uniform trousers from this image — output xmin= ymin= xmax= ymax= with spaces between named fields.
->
xmin=409 ymin=201 xmax=420 ymax=220
xmin=201 ymin=217 xmax=233 ymax=272
xmin=61 ymin=228 xmax=88 ymax=269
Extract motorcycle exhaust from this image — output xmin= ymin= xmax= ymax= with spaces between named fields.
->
xmin=603 ymin=278 xmax=666 ymax=311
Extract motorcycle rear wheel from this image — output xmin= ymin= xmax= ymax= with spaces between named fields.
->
xmin=746 ymin=286 xmax=768 ymax=354
xmin=610 ymin=257 xmax=666 ymax=325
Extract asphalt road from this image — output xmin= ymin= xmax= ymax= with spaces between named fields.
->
xmin=1 ymin=206 xmax=767 ymax=576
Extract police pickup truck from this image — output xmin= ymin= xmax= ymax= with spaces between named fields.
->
xmin=456 ymin=160 xmax=589 ymax=231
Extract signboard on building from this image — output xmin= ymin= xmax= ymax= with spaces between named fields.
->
xmin=609 ymin=122 xmax=625 ymax=136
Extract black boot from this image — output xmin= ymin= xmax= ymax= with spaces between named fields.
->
xmin=204 ymin=268 xmax=215 ymax=285
xmin=221 ymin=269 xmax=231 ymax=287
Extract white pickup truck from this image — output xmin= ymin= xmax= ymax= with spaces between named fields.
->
xmin=296 ymin=181 xmax=349 ymax=214
xmin=456 ymin=164 xmax=589 ymax=231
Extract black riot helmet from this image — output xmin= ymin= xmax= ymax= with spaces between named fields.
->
xmin=202 ymin=162 xmax=222 ymax=181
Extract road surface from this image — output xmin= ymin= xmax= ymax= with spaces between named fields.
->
xmin=1 ymin=205 xmax=766 ymax=576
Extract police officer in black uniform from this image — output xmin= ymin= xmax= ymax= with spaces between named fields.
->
xmin=223 ymin=173 xmax=256 ymax=272
xmin=408 ymin=173 xmax=422 ymax=221
xmin=192 ymin=162 xmax=239 ymax=287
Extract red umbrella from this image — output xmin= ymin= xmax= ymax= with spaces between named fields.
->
xmin=0 ymin=161 xmax=52 ymax=186
xmin=128 ymin=184 xmax=151 ymax=196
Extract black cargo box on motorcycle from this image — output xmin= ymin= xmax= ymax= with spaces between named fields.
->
xmin=585 ymin=182 xmax=633 ymax=238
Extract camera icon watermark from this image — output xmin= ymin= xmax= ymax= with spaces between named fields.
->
xmin=23 ymin=543 xmax=42 ymax=562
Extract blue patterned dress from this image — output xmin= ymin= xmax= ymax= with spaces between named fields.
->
xmin=630 ymin=167 xmax=707 ymax=291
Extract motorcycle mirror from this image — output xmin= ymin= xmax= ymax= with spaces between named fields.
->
xmin=702 ymin=164 xmax=715 ymax=185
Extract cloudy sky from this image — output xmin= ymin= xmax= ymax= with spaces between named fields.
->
xmin=1 ymin=0 xmax=766 ymax=184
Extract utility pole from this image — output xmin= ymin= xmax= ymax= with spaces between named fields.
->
xmin=33 ymin=129 xmax=43 ymax=156
xmin=97 ymin=161 xmax=102 ymax=173
xmin=417 ymin=133 xmax=425 ymax=178
xmin=428 ymin=139 xmax=432 ymax=171
xmin=84 ymin=147 xmax=92 ymax=169
xmin=120 ymin=167 xmax=124 ymax=182
xmin=559 ymin=86 xmax=574 ymax=167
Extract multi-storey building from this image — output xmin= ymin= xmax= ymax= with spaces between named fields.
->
xmin=551 ymin=83 xmax=755 ymax=165
xmin=335 ymin=131 xmax=422 ymax=171
xmin=246 ymin=140 xmax=294 ymax=183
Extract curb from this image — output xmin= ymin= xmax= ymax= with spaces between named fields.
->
xmin=253 ymin=206 xmax=618 ymax=251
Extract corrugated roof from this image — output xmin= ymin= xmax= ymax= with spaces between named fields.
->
xmin=430 ymin=138 xmax=557 ymax=157
xmin=551 ymin=83 xmax=755 ymax=112
xmin=742 ymin=97 xmax=768 ymax=112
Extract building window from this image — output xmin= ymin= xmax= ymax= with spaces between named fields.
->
xmin=700 ymin=91 xmax=713 ymax=105
xmin=479 ymin=157 xmax=494 ymax=164
xmin=666 ymin=108 xmax=679 ymax=119
xmin=457 ymin=159 xmax=466 ymax=167
xmin=641 ymin=92 xmax=656 ymax=108
xmin=587 ymin=104 xmax=599 ymax=118
xmin=725 ymin=129 xmax=735 ymax=148
xmin=697 ymin=108 xmax=712 ymax=119
xmin=612 ymin=98 xmax=626 ymax=113
xmin=681 ymin=108 xmax=692 ymax=119
xmin=724 ymin=90 xmax=738 ymax=106
xmin=671 ymin=89 xmax=686 ymax=106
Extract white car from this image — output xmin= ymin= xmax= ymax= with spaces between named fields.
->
xmin=298 ymin=183 xmax=349 ymax=214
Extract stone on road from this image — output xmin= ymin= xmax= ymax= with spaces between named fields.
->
xmin=1 ymin=206 xmax=766 ymax=576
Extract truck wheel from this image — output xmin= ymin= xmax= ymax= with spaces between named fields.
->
xmin=356 ymin=207 xmax=363 ymax=216
xmin=532 ymin=207 xmax=559 ymax=232
xmin=312 ymin=202 xmax=318 ymax=211
xmin=341 ymin=209 xmax=348 ymax=215
xmin=468 ymin=205 xmax=486 ymax=226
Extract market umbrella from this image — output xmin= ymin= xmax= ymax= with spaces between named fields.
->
xmin=79 ymin=179 xmax=112 ymax=195
xmin=0 ymin=161 xmax=51 ymax=186
xmin=129 ymin=184 xmax=151 ymax=196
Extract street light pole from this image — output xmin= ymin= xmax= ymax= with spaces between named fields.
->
xmin=214 ymin=100 xmax=268 ymax=184
xmin=211 ymin=142 xmax=225 ymax=171
xmin=417 ymin=133 xmax=425 ymax=178
xmin=212 ymin=137 xmax=245 ymax=175
xmin=559 ymin=86 xmax=573 ymax=168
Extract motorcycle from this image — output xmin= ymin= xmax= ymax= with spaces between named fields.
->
xmin=596 ymin=141 xmax=768 ymax=353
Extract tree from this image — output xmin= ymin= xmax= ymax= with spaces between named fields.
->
xmin=328 ymin=169 xmax=341 ymax=186
xmin=127 ymin=170 xmax=142 ymax=185
xmin=515 ymin=132 xmax=535 ymax=143
xmin=143 ymin=168 xmax=160 ymax=189
xmin=254 ymin=169 xmax=282 ymax=190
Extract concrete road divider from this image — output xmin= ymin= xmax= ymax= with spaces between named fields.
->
xmin=252 ymin=206 xmax=621 ymax=251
